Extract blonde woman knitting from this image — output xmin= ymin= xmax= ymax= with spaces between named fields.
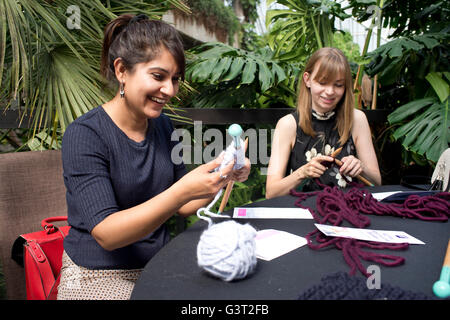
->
xmin=266 ymin=48 xmax=381 ymax=198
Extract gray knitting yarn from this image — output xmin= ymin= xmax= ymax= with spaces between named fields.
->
xmin=197 ymin=220 xmax=257 ymax=282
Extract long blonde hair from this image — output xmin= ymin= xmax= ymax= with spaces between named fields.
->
xmin=297 ymin=47 xmax=354 ymax=146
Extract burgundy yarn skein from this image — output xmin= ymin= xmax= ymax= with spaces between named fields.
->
xmin=291 ymin=186 xmax=450 ymax=277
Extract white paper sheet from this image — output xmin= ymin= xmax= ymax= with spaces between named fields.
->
xmin=255 ymin=229 xmax=308 ymax=261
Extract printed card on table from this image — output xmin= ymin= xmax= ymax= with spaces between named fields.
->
xmin=233 ymin=207 xmax=313 ymax=219
xmin=255 ymin=229 xmax=307 ymax=261
xmin=314 ymin=224 xmax=425 ymax=245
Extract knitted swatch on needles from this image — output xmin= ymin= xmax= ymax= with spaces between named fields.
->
xmin=290 ymin=185 xmax=450 ymax=277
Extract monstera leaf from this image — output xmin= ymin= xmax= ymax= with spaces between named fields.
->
xmin=388 ymin=72 xmax=450 ymax=162
xmin=265 ymin=0 xmax=349 ymax=61
xmin=186 ymin=42 xmax=296 ymax=108
xmin=366 ymin=33 xmax=446 ymax=86
xmin=187 ymin=43 xmax=286 ymax=89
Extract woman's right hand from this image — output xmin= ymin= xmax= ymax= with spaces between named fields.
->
xmin=295 ymin=155 xmax=334 ymax=180
xmin=176 ymin=157 xmax=235 ymax=200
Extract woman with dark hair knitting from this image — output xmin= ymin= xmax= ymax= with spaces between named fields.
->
xmin=57 ymin=14 xmax=250 ymax=300
xmin=266 ymin=47 xmax=381 ymax=198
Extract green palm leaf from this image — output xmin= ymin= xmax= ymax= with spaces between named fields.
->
xmin=190 ymin=59 xmax=220 ymax=82
xmin=185 ymin=41 xmax=300 ymax=108
xmin=388 ymin=72 xmax=449 ymax=163
xmin=240 ymin=59 xmax=257 ymax=85
xmin=209 ymin=57 xmax=232 ymax=83
xmin=222 ymin=57 xmax=245 ymax=81
xmin=256 ymin=59 xmax=272 ymax=92
xmin=265 ymin=0 xmax=345 ymax=62
xmin=426 ymin=72 xmax=450 ymax=103
xmin=271 ymin=62 xmax=287 ymax=83
xmin=1 ymin=0 xmax=189 ymax=147
xmin=388 ymin=97 xmax=435 ymax=123
xmin=391 ymin=100 xmax=449 ymax=162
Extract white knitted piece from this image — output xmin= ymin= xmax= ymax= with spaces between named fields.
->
xmin=198 ymin=138 xmax=246 ymax=224
xmin=218 ymin=138 xmax=245 ymax=172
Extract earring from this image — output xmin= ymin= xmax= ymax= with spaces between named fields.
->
xmin=120 ymin=81 xmax=125 ymax=98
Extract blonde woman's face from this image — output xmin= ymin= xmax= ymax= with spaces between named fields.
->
xmin=303 ymin=63 xmax=345 ymax=114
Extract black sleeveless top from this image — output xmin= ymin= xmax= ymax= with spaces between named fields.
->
xmin=287 ymin=110 xmax=356 ymax=191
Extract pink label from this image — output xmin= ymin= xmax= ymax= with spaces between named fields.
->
xmin=238 ymin=209 xmax=247 ymax=217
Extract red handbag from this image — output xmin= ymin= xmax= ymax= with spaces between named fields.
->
xmin=12 ymin=216 xmax=70 ymax=300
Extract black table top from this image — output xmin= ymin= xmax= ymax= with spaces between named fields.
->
xmin=131 ymin=185 xmax=449 ymax=300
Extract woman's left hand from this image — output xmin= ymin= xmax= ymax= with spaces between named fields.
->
xmin=339 ymin=155 xmax=363 ymax=177
xmin=231 ymin=158 xmax=251 ymax=182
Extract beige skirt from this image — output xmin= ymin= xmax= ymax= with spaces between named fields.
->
xmin=57 ymin=251 xmax=143 ymax=300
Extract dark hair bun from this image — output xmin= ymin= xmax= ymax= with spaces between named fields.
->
xmin=100 ymin=14 xmax=185 ymax=84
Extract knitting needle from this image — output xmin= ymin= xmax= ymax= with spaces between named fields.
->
xmin=330 ymin=147 xmax=343 ymax=159
xmin=318 ymin=146 xmax=342 ymax=169
xmin=433 ymin=239 xmax=450 ymax=298
xmin=333 ymin=158 xmax=375 ymax=187
xmin=218 ymin=137 xmax=249 ymax=214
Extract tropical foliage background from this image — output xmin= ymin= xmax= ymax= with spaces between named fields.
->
xmin=2 ymin=0 xmax=448 ymax=160
xmin=0 ymin=0 xmax=449 ymax=299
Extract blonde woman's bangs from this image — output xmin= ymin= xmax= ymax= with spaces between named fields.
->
xmin=313 ymin=56 xmax=346 ymax=84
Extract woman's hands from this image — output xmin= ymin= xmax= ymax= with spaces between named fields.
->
xmin=295 ymin=155 xmax=334 ymax=180
xmin=177 ymin=154 xmax=251 ymax=201
xmin=91 ymin=148 xmax=251 ymax=251
xmin=175 ymin=155 xmax=251 ymax=217
xmin=177 ymin=158 xmax=234 ymax=200
xmin=231 ymin=158 xmax=251 ymax=182
xmin=339 ymin=155 xmax=363 ymax=178
xmin=297 ymin=154 xmax=363 ymax=180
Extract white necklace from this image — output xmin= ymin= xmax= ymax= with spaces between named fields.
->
xmin=312 ymin=109 xmax=335 ymax=120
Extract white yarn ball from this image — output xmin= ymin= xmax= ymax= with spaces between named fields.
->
xmin=197 ymin=220 xmax=257 ymax=282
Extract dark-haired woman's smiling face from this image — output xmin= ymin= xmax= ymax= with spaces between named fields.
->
xmin=123 ymin=47 xmax=181 ymax=119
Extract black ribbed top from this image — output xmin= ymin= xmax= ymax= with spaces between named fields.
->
xmin=61 ymin=106 xmax=185 ymax=269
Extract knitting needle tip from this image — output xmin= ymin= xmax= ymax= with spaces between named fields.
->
xmin=331 ymin=147 xmax=343 ymax=158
